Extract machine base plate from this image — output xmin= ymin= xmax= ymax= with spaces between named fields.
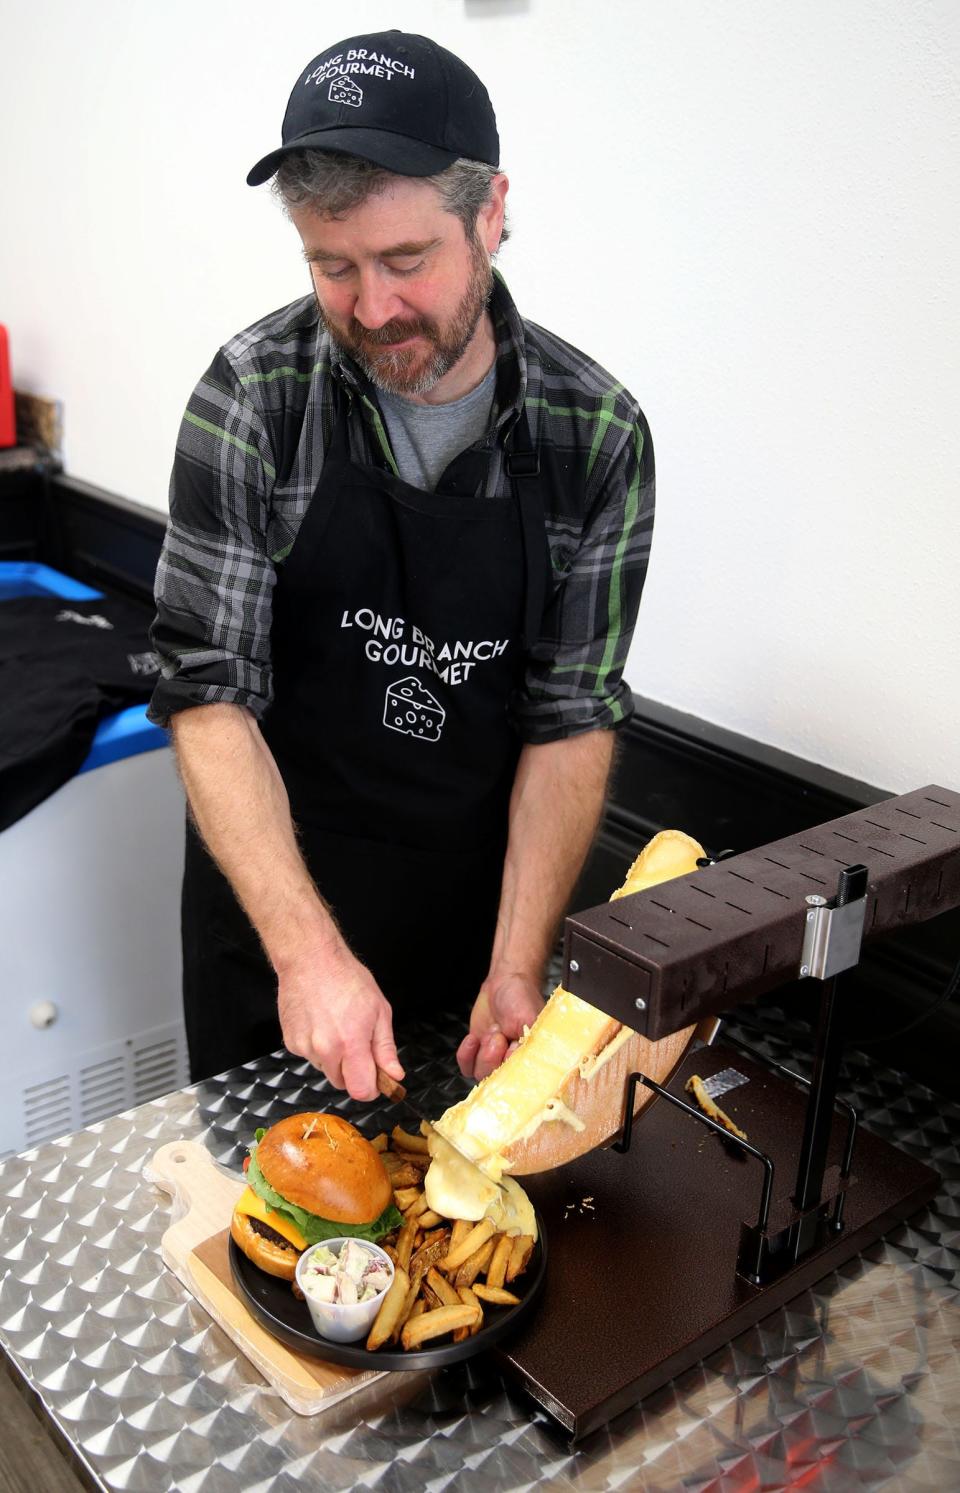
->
xmin=497 ymin=1043 xmax=940 ymax=1441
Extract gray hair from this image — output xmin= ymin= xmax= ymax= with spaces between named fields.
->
xmin=273 ymin=151 xmax=509 ymax=244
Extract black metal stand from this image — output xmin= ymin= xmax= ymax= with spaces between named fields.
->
xmin=613 ymin=1069 xmax=776 ymax=1284
xmin=500 ymin=1040 xmax=941 ymax=1441
xmin=612 ymin=863 xmax=870 ymax=1290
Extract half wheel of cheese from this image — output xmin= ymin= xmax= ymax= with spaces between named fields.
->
xmin=436 ymin=830 xmax=712 ymax=1176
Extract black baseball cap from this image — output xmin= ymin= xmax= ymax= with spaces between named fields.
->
xmin=247 ymin=30 xmax=499 ymax=186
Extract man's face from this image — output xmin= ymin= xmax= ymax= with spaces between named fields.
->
xmin=291 ymin=174 xmax=505 ymax=398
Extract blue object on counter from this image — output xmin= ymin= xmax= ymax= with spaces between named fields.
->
xmin=0 ymin=561 xmax=103 ymax=602
xmin=0 ymin=561 xmax=167 ymax=770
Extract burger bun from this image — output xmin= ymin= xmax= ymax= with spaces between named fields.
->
xmin=256 ymin=1112 xmax=393 ymax=1224
xmin=229 ymin=1208 xmax=300 ymax=1281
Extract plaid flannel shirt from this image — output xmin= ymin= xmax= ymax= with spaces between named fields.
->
xmin=148 ymin=274 xmax=654 ymax=742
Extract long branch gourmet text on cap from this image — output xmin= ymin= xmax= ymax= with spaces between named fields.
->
xmin=247 ymin=30 xmax=499 ymax=185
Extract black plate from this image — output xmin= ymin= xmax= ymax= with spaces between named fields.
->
xmin=228 ymin=1218 xmax=547 ymax=1371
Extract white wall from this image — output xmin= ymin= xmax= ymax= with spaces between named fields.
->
xmin=2 ymin=1 xmax=957 ymax=795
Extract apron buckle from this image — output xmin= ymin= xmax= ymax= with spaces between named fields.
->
xmin=506 ymin=449 xmax=540 ymax=478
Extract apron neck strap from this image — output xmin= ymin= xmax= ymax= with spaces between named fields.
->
xmin=329 ymin=381 xmax=354 ymax=460
xmin=506 ymin=404 xmax=548 ymax=651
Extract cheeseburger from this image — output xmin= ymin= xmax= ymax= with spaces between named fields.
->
xmin=231 ymin=1112 xmax=402 ymax=1280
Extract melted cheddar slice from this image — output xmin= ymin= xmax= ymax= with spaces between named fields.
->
xmin=234 ymin=1186 xmax=308 ymax=1251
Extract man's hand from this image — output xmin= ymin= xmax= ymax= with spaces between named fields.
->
xmin=457 ymin=970 xmax=545 ymax=1081
xmin=457 ymin=731 xmax=614 ymax=1083
xmin=278 ymin=944 xmax=405 ymax=1101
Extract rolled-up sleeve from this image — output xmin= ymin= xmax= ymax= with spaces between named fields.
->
xmin=510 ymin=408 xmax=655 ymax=743
xmin=148 ymin=351 xmax=278 ymax=725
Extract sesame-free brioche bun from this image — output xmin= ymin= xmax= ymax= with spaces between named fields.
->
xmin=257 ymin=1112 xmax=393 ymax=1224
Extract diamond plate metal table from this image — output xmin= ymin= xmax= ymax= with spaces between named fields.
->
xmin=0 ymin=1007 xmax=957 ymax=1492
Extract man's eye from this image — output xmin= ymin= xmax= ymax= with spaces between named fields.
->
xmin=319 ymin=265 xmax=352 ymax=281
xmin=385 ymin=258 xmax=425 ymax=276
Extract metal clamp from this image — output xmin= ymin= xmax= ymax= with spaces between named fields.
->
xmin=799 ymin=864 xmax=869 ymax=980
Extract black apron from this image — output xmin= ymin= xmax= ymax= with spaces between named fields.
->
xmin=183 ymin=390 xmax=549 ymax=1080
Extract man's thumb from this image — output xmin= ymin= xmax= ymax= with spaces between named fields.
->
xmin=372 ymin=1008 xmax=404 ymax=1080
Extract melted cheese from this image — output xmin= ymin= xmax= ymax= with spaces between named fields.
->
xmin=234 ymin=1186 xmax=308 ymax=1251
xmin=423 ymin=1130 xmax=537 ymax=1239
xmin=578 ymin=1024 xmax=634 ymax=1081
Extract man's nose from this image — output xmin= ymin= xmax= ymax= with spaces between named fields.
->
xmin=353 ymin=271 xmax=403 ymax=330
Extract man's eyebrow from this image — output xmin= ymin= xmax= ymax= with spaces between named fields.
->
xmin=302 ymin=238 xmax=441 ymax=264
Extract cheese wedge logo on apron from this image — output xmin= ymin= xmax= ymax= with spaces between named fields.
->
xmin=384 ymin=678 xmax=445 ymax=742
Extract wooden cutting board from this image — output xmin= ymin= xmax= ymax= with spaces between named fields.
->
xmin=144 ymin=1140 xmax=386 ymax=1415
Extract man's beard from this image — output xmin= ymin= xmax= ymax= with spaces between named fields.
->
xmin=317 ymin=239 xmax=494 ymax=397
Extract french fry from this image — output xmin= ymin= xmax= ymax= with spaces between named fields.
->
xmin=471 ymin=1283 xmax=521 ymax=1306
xmin=392 ymin=1276 xmax=422 ymax=1342
xmin=505 ymin=1234 xmax=535 ymax=1283
xmin=408 ymin=1297 xmax=427 ymax=1320
xmin=393 ymin=1186 xmax=421 ymax=1211
xmin=685 ymin=1074 xmax=749 ymax=1141
xmin=391 ymin=1125 xmax=430 ymax=1154
xmin=365 ymin=1266 xmax=409 ymax=1352
xmin=449 ymin=1218 xmax=472 ymax=1254
xmin=420 ymin=1280 xmax=444 ymax=1311
xmin=395 ymin=1217 xmax=418 ymax=1274
xmin=402 ymin=1191 xmax=429 ymax=1222
xmin=388 ymin=1162 xmax=426 ymax=1188
xmin=440 ymin=1217 xmax=496 ymax=1274
xmin=426 ymin=1267 xmax=461 ymax=1308
xmin=418 ymin=1209 xmax=444 ymax=1230
xmin=370 ymin=1132 xmax=389 ymax=1152
xmin=451 ymin=1281 xmax=483 ymax=1342
xmin=394 ymin=1140 xmax=432 ymax=1164
xmin=485 ymin=1233 xmax=513 ymax=1291
xmin=457 ymin=1285 xmax=484 ymax=1336
xmin=382 ymin=1244 xmax=399 ymax=1265
xmin=401 ymin=1304 xmax=478 ymax=1350
xmin=409 ymin=1231 xmax=451 ymax=1288
xmin=454 ymin=1236 xmax=497 ymax=1289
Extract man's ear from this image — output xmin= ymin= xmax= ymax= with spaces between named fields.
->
xmin=478 ymin=173 xmax=509 ymax=254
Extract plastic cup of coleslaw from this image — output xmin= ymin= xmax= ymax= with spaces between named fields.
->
xmin=295 ymin=1237 xmax=395 ymax=1344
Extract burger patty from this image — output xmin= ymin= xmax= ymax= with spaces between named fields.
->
xmin=249 ymin=1217 xmax=297 ymax=1250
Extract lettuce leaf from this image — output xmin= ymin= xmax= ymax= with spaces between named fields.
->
xmin=246 ymin=1149 xmax=402 ymax=1246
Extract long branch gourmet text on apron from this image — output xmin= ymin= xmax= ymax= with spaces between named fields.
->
xmin=339 ymin=605 xmax=512 ymax=744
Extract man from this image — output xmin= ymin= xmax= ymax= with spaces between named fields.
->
xmin=148 ymin=30 xmax=654 ymax=1101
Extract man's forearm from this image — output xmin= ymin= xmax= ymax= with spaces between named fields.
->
xmin=171 ymin=703 xmax=340 ymax=974
xmin=488 ymin=729 xmax=616 ymax=984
